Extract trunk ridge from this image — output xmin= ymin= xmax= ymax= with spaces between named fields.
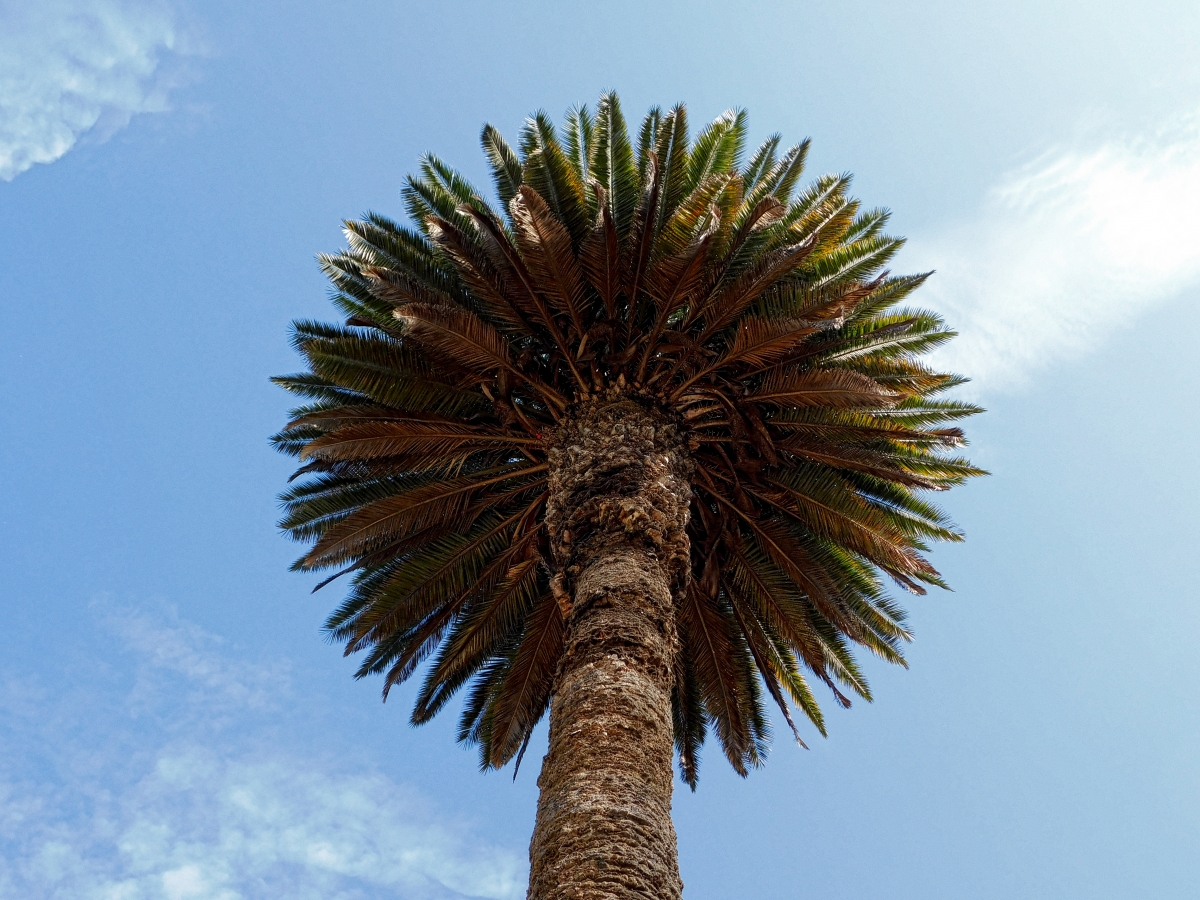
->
xmin=529 ymin=399 xmax=691 ymax=900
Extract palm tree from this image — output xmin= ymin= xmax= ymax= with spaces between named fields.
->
xmin=273 ymin=93 xmax=983 ymax=900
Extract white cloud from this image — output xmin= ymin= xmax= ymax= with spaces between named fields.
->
xmin=0 ymin=605 xmax=526 ymax=900
xmin=2 ymin=749 xmax=525 ymax=900
xmin=911 ymin=113 xmax=1200 ymax=392
xmin=94 ymin=600 xmax=290 ymax=713
xmin=117 ymin=753 xmax=516 ymax=900
xmin=0 ymin=0 xmax=188 ymax=181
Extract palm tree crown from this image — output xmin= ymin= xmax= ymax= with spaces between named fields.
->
xmin=273 ymin=92 xmax=983 ymax=787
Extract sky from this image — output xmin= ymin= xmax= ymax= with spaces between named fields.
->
xmin=2 ymin=1 xmax=1199 ymax=898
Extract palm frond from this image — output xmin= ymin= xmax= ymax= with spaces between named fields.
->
xmin=275 ymin=93 xmax=983 ymax=786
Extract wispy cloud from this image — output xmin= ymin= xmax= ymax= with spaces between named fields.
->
xmin=912 ymin=113 xmax=1200 ymax=392
xmin=0 ymin=603 xmax=525 ymax=900
xmin=95 ymin=599 xmax=290 ymax=714
xmin=0 ymin=0 xmax=191 ymax=181
xmin=3 ymin=750 xmax=523 ymax=900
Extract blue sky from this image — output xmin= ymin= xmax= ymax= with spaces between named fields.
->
xmin=2 ymin=1 xmax=1199 ymax=898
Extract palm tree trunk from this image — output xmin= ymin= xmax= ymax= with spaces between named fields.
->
xmin=528 ymin=399 xmax=691 ymax=900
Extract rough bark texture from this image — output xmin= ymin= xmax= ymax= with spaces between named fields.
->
xmin=528 ymin=398 xmax=692 ymax=900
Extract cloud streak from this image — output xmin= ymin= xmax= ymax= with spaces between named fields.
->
xmin=97 ymin=600 xmax=290 ymax=714
xmin=6 ymin=750 xmax=523 ymax=900
xmin=0 ymin=603 xmax=525 ymax=900
xmin=0 ymin=0 xmax=188 ymax=181
xmin=911 ymin=113 xmax=1200 ymax=392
